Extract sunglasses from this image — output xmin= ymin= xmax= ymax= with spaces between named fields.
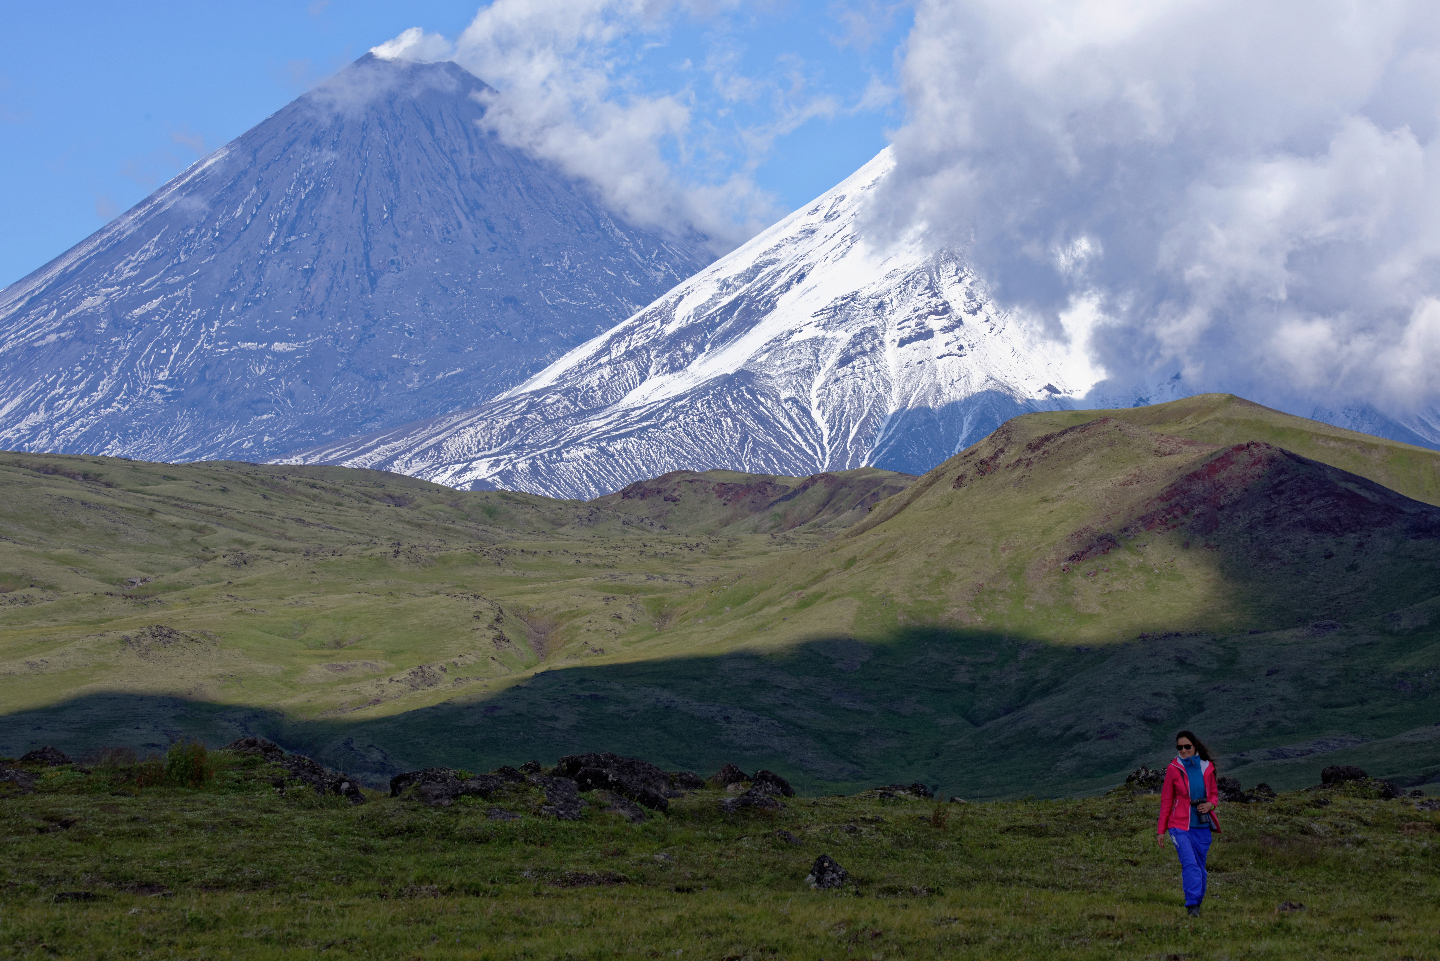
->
xmin=1176 ymin=743 xmax=1194 ymax=751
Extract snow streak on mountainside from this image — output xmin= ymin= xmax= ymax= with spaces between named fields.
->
xmin=283 ymin=149 xmax=1100 ymax=499
xmin=0 ymin=55 xmax=709 ymax=462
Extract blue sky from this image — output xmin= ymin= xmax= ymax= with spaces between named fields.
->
xmin=4 ymin=1 xmax=1437 ymax=418
xmin=0 ymin=1 xmax=911 ymax=288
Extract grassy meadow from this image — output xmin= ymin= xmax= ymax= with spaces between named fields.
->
xmin=1 ymin=748 xmax=1438 ymax=960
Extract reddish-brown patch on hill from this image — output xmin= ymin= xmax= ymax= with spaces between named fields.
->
xmin=1122 ymin=442 xmax=1440 ymax=541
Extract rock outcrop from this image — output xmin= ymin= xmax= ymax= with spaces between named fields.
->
xmin=225 ymin=737 xmax=365 ymax=804
xmin=19 ymin=746 xmax=72 ymax=767
xmin=806 ymin=854 xmax=849 ymax=890
xmin=552 ymin=752 xmax=673 ymax=811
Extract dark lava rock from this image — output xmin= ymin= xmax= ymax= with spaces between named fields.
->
xmin=948 ymin=796 xmax=967 ymax=804
xmin=493 ymin=766 xmax=527 ymax=783
xmin=709 ymin=763 xmax=750 ymax=787
xmin=669 ymin=771 xmax=706 ymax=791
xmin=1322 ymin=765 xmax=1369 ymax=785
xmin=19 ymin=746 xmax=72 ymax=767
xmin=1278 ymin=901 xmax=1305 ymax=912
xmin=1125 ymin=766 xmax=1165 ymax=794
xmin=752 ymin=769 xmax=795 ymax=798
xmin=1375 ymin=779 xmax=1403 ymax=800
xmin=877 ymin=782 xmax=933 ymax=799
xmin=535 ymin=775 xmax=584 ymax=821
xmin=1217 ymin=776 xmax=1246 ymax=802
xmin=0 ymin=768 xmax=38 ymax=794
xmin=276 ymin=753 xmax=365 ymax=805
xmin=720 ymin=783 xmax=786 ymax=813
xmin=1218 ymin=777 xmax=1277 ymax=804
xmin=418 ymin=782 xmax=458 ymax=807
xmin=518 ymin=760 xmax=543 ymax=775
xmin=597 ymin=790 xmax=648 ymax=823
xmin=390 ymin=767 xmax=502 ymax=805
xmin=552 ymin=752 xmax=672 ymax=811
xmin=390 ymin=767 xmax=461 ymax=798
xmin=806 ymin=854 xmax=849 ymax=890
xmin=775 ymin=830 xmax=801 ymax=845
xmin=224 ymin=736 xmax=284 ymax=761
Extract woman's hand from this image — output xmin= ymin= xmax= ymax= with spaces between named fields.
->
xmin=1196 ymin=802 xmax=1215 ymax=814
xmin=1156 ymin=833 xmax=1168 ymax=848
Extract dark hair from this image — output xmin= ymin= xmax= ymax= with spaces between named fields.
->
xmin=1174 ymin=730 xmax=1212 ymax=762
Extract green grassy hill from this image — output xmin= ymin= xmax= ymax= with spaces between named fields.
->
xmin=2 ymin=395 xmax=1438 ymax=798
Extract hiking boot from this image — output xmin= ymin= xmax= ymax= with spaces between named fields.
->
xmin=1187 ymin=905 xmax=1201 ymax=918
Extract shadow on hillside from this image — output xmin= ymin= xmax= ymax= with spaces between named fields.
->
xmin=4 ymin=622 xmax=1438 ymax=798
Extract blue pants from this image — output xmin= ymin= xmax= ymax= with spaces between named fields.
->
xmin=1169 ymin=826 xmax=1212 ymax=907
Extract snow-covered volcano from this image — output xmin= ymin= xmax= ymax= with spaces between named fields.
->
xmin=0 ymin=54 xmax=708 ymax=461
xmin=281 ymin=149 xmax=1100 ymax=498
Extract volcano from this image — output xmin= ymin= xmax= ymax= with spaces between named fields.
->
xmin=0 ymin=54 xmax=709 ymax=461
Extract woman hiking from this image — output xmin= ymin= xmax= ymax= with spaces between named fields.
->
xmin=1156 ymin=730 xmax=1220 ymax=917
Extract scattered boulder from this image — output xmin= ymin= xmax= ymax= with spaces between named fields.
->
xmin=389 ymin=767 xmax=503 ymax=805
xmin=1217 ymin=776 xmax=1246 ymax=802
xmin=418 ymin=781 xmax=459 ymax=807
xmin=552 ymin=752 xmax=672 ymax=811
xmin=224 ymin=737 xmax=283 ymax=761
xmin=597 ymin=790 xmax=648 ymax=823
xmin=0 ymin=768 xmax=38 ymax=794
xmin=709 ymin=763 xmax=750 ymax=787
xmin=535 ymin=775 xmax=584 ymax=821
xmin=493 ymin=766 xmax=527 ymax=783
xmin=752 ymin=769 xmax=795 ymax=797
xmin=775 ymin=830 xmax=801 ymax=845
xmin=720 ymin=777 xmax=788 ymax=813
xmin=19 ymin=746 xmax=72 ymax=767
xmin=1217 ymin=777 xmax=1277 ymax=804
xmin=805 ymin=854 xmax=849 ymax=890
xmin=668 ymin=771 xmax=706 ymax=791
xmin=948 ymin=796 xmax=967 ymax=804
xmin=1312 ymin=766 xmax=1402 ymax=800
xmin=519 ymin=760 xmax=543 ymax=775
xmin=390 ymin=767 xmax=459 ymax=798
xmin=1278 ymin=901 xmax=1305 ymax=913
xmin=1124 ymin=766 xmax=1164 ymax=794
xmin=1375 ymin=779 xmax=1404 ymax=800
xmin=277 ymin=753 xmax=366 ymax=805
xmin=875 ymin=782 xmax=932 ymax=800
xmin=1321 ymin=765 xmax=1368 ymax=785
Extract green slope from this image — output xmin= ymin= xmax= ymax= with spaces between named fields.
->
xmin=590 ymin=467 xmax=915 ymax=535
xmin=2 ymin=396 xmax=1438 ymax=798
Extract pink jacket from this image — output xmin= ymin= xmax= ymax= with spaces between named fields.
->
xmin=1157 ymin=757 xmax=1220 ymax=834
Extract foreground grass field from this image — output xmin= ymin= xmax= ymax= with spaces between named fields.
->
xmin=2 ymin=749 xmax=1438 ymax=959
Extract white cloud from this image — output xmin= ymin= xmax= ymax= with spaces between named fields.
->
xmin=371 ymin=27 xmax=455 ymax=64
xmin=873 ymin=0 xmax=1440 ymax=415
xmin=445 ymin=0 xmax=779 ymax=254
